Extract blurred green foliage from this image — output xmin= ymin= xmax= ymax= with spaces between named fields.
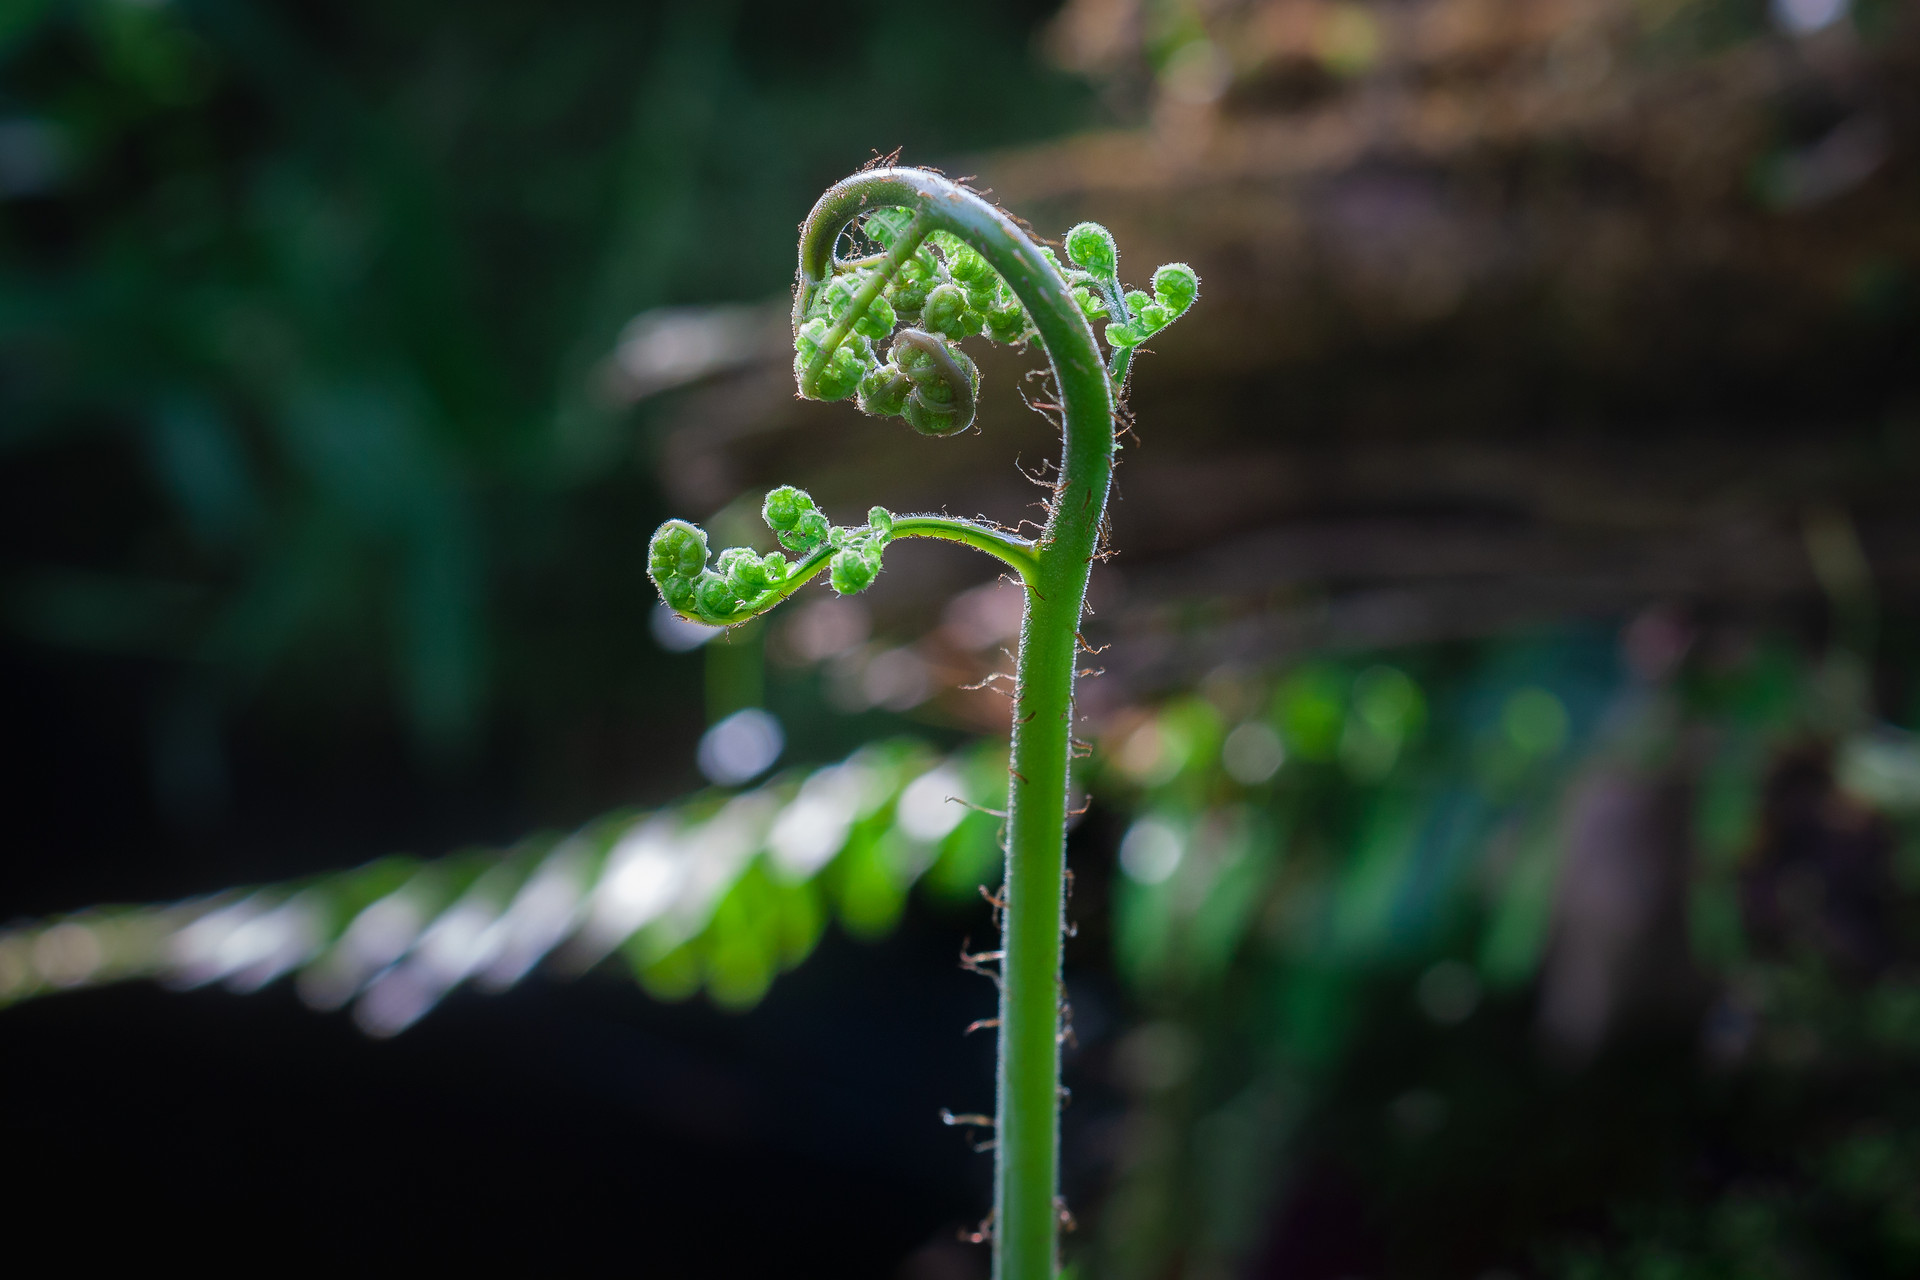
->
xmin=1092 ymin=626 xmax=1920 ymax=1278
xmin=0 ymin=733 xmax=1013 ymax=1025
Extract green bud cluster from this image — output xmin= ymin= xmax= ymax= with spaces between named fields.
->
xmin=859 ymin=328 xmax=980 ymax=437
xmin=826 ymin=504 xmax=893 ymax=595
xmin=1064 ymin=222 xmax=1117 ymax=277
xmin=1103 ymin=263 xmax=1199 ymax=350
xmin=792 ymin=214 xmax=1039 ymax=435
xmin=648 ymin=518 xmax=792 ymax=624
xmin=1061 ymin=220 xmax=1200 ymax=362
xmin=762 ymin=484 xmax=830 ymax=554
xmin=648 ymin=486 xmax=897 ymax=626
xmin=793 ymin=209 xmax=1198 ymax=434
xmin=793 ymin=317 xmax=872 ymax=403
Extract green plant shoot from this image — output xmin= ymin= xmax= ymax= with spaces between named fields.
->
xmin=646 ymin=167 xmax=1196 ymax=1279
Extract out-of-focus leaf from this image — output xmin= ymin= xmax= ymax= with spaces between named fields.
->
xmin=0 ymin=738 xmax=1001 ymax=1032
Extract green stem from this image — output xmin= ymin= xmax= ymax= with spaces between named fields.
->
xmin=799 ymin=170 xmax=1114 ymax=1280
xmin=891 ymin=516 xmax=1038 ymax=580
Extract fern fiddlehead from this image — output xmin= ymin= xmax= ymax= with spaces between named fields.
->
xmin=647 ymin=167 xmax=1195 ymax=1278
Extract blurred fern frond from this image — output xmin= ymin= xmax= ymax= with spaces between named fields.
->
xmin=0 ymin=737 xmax=1012 ymax=1035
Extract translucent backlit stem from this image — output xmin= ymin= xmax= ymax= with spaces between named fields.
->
xmin=890 ymin=516 xmax=1038 ymax=580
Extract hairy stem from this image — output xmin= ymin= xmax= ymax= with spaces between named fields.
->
xmin=890 ymin=516 xmax=1038 ymax=580
xmin=799 ymin=170 xmax=1114 ymax=1280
